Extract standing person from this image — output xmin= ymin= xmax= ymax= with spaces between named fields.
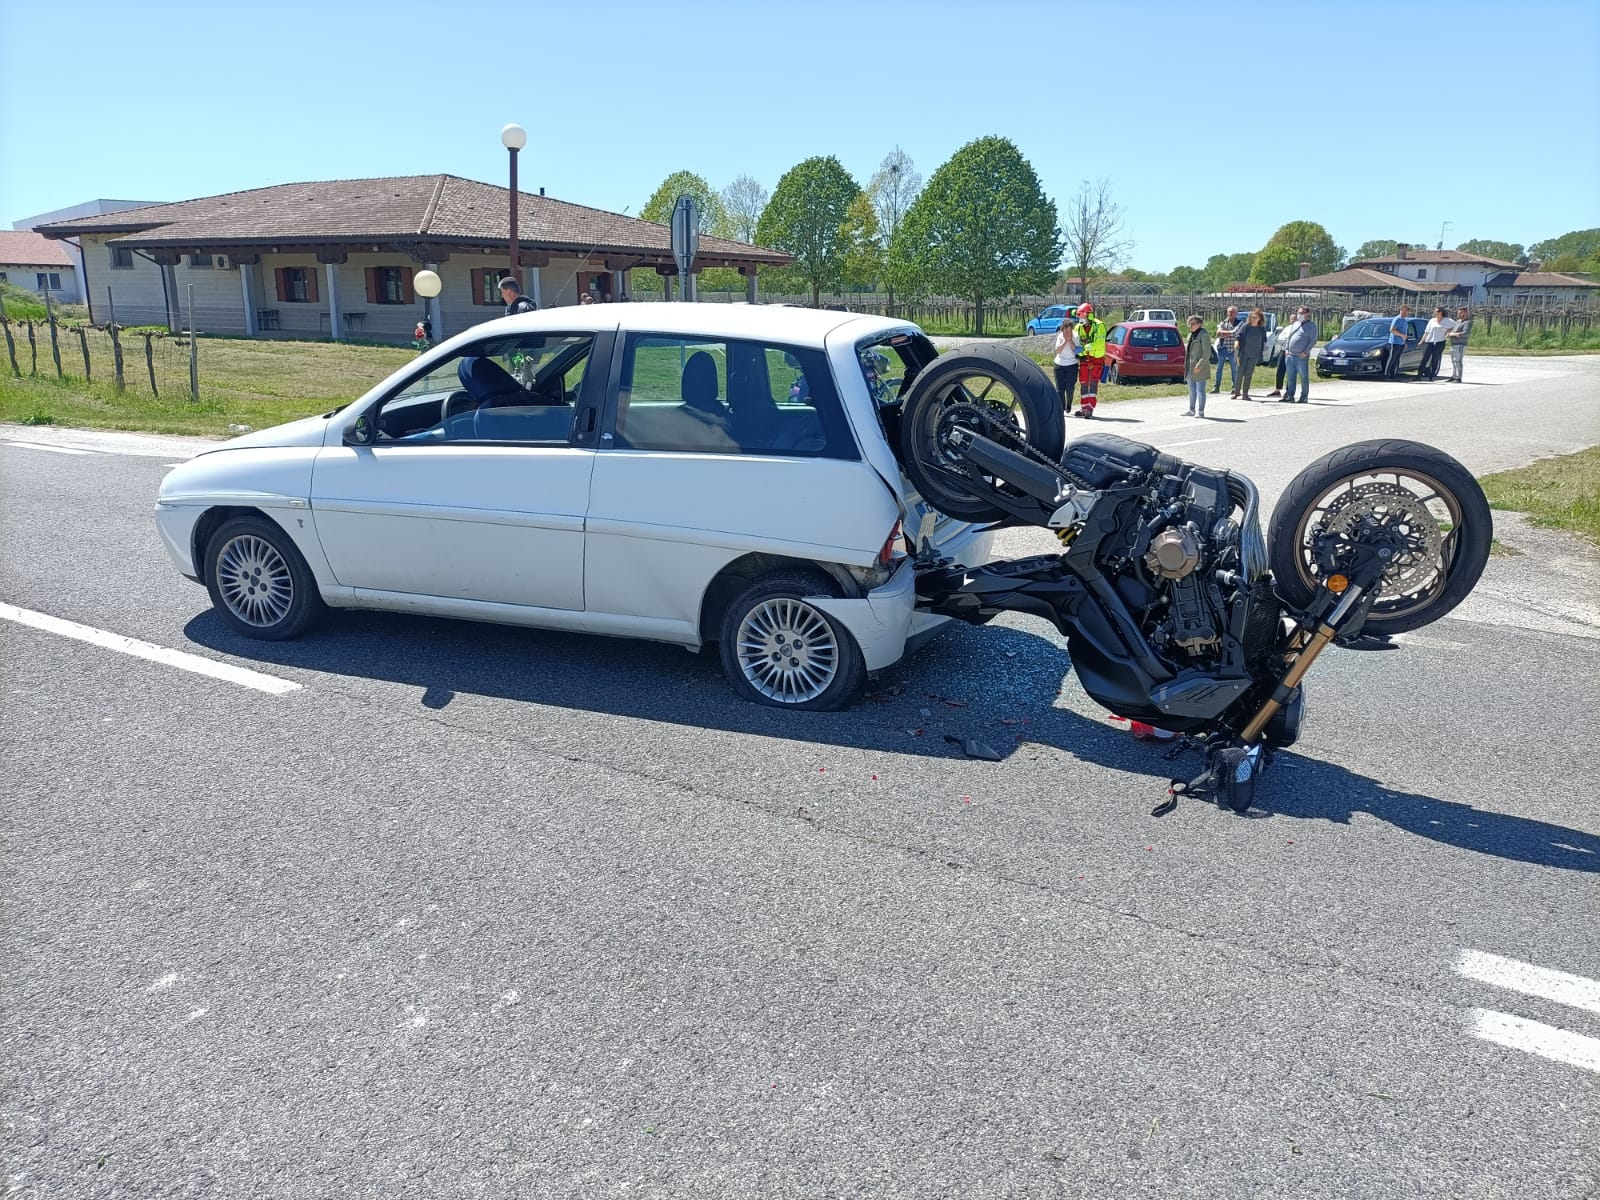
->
xmin=1051 ymin=319 xmax=1081 ymax=415
xmin=1184 ymin=315 xmax=1212 ymax=417
xmin=1266 ymin=310 xmax=1299 ymax=399
xmin=1212 ymin=305 xmax=1242 ymax=395
xmin=1281 ymin=305 xmax=1318 ymax=403
xmin=1419 ymin=307 xmax=1455 ymax=380
xmin=1445 ymin=306 xmax=1472 ymax=382
xmin=499 ymin=277 xmax=537 ymax=316
xmin=1235 ymin=308 xmax=1267 ymax=400
xmin=1073 ymin=302 xmax=1108 ymax=418
xmin=1384 ymin=304 xmax=1412 ymax=379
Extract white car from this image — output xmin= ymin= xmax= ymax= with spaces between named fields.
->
xmin=155 ymin=305 xmax=1000 ymax=710
xmin=1126 ymin=308 xmax=1177 ymax=326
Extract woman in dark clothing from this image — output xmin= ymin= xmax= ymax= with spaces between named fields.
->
xmin=1235 ymin=308 xmax=1267 ymax=400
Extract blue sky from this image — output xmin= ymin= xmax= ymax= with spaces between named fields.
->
xmin=4 ymin=0 xmax=1596 ymax=269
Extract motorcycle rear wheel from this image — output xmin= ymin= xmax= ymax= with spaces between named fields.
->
xmin=1268 ymin=439 xmax=1492 ymax=635
xmin=899 ymin=344 xmax=1066 ymax=523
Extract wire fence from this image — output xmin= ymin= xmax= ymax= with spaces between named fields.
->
xmin=0 ymin=312 xmax=200 ymax=399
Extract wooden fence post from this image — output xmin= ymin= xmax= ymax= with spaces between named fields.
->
xmin=43 ymin=289 xmax=63 ymax=379
xmin=108 ymin=288 xmax=125 ymax=392
xmin=76 ymin=327 xmax=91 ymax=381
xmin=0 ymin=292 xmax=18 ymax=377
xmin=143 ymin=333 xmax=158 ymax=397
xmin=26 ymin=320 xmax=38 ymax=375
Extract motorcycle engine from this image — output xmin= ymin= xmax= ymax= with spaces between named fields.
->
xmin=1050 ymin=433 xmax=1243 ymax=666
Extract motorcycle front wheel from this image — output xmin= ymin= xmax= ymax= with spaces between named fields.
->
xmin=1268 ymin=439 xmax=1492 ymax=635
xmin=898 ymin=344 xmax=1066 ymax=523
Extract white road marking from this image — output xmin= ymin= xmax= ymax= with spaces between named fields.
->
xmin=1469 ymin=1009 xmax=1600 ymax=1074
xmin=1457 ymin=950 xmax=1600 ymax=1016
xmin=1157 ymin=438 xmax=1223 ymax=449
xmin=0 ymin=602 xmax=301 ymax=695
xmin=0 ymin=440 xmax=95 ymax=456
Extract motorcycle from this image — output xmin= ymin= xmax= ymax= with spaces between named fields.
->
xmin=896 ymin=345 xmax=1492 ymax=814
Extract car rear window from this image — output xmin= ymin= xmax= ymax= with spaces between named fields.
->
xmin=612 ymin=334 xmax=857 ymax=459
xmin=1128 ymin=327 xmax=1180 ymax=347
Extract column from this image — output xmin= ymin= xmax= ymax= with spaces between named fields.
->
xmin=240 ymin=263 xmax=258 ymax=336
xmin=426 ymin=261 xmax=443 ymax=340
xmin=621 ymin=268 xmax=631 ymax=300
xmin=745 ymin=269 xmax=758 ymax=305
xmin=325 ymin=262 xmax=343 ymax=341
xmin=529 ymin=268 xmax=542 ymax=309
xmin=164 ymin=263 xmax=180 ymax=332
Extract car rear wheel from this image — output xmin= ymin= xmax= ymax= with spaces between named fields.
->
xmin=204 ymin=516 xmax=325 ymax=640
xmin=1105 ymin=361 xmax=1120 ymax=385
xmin=718 ymin=572 xmax=866 ymax=711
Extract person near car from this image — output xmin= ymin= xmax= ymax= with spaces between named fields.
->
xmin=1235 ymin=308 xmax=1268 ymax=400
xmin=1266 ymin=312 xmax=1300 ymax=398
xmin=1385 ymin=304 xmax=1412 ymax=379
xmin=499 ymin=277 xmax=537 ymax=316
xmin=1073 ymin=303 xmax=1108 ymax=418
xmin=1419 ymin=307 xmax=1456 ymax=381
xmin=1184 ymin=316 xmax=1213 ymax=417
xmin=1281 ymin=306 xmax=1317 ymax=403
xmin=1212 ymin=305 xmax=1242 ymax=395
xmin=1051 ymin=320 xmax=1081 ymax=415
xmin=1445 ymin=306 xmax=1472 ymax=382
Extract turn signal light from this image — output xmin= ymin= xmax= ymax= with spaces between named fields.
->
xmin=879 ymin=520 xmax=904 ymax=568
xmin=1326 ymin=574 xmax=1350 ymax=593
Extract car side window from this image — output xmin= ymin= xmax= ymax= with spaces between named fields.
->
xmin=611 ymin=334 xmax=857 ymax=460
xmin=1108 ymin=326 xmax=1126 ymax=346
xmin=377 ymin=333 xmax=594 ymax=444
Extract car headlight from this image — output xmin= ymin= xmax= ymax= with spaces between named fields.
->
xmin=1366 ymin=348 xmax=1385 ymax=358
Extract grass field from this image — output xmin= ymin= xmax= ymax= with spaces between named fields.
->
xmin=1479 ymin=445 xmax=1600 ymax=546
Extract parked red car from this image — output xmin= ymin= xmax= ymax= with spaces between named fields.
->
xmin=1104 ymin=321 xmax=1186 ymax=384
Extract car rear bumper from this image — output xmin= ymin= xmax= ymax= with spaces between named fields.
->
xmin=810 ymin=527 xmax=995 ymax=671
xmin=1115 ymin=359 xmax=1183 ymax=377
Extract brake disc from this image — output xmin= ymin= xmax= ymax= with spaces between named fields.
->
xmin=1319 ymin=481 xmax=1444 ymax=597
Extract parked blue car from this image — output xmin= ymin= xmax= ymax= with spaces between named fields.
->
xmin=1026 ymin=305 xmax=1071 ymax=335
xmin=1316 ymin=316 xmax=1428 ymax=378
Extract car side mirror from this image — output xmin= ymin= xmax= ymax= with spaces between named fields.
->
xmin=343 ymin=411 xmax=376 ymax=446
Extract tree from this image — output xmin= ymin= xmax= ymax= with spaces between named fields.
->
xmin=1200 ymin=252 xmax=1256 ymax=292
xmin=720 ymin=175 xmax=768 ymax=244
xmin=893 ymin=137 xmax=1060 ymax=335
xmin=1527 ymin=228 xmax=1600 ymax=272
xmin=1456 ymin=238 xmax=1526 ymax=265
xmin=838 ymin=192 xmax=884 ymax=292
xmin=755 ymin=156 xmax=861 ymax=306
xmin=1168 ymin=264 xmax=1203 ymax=290
xmin=1351 ymin=239 xmax=1399 ymax=262
xmin=868 ymin=147 xmax=922 ymax=313
xmin=1061 ymin=178 xmax=1132 ymax=303
xmin=1250 ymin=220 xmax=1342 ymax=284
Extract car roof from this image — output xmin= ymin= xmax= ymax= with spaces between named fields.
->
xmin=495 ymin=301 xmax=903 ymax=349
xmin=1119 ymin=320 xmax=1180 ymax=327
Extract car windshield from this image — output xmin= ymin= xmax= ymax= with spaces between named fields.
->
xmin=1128 ymin=327 xmax=1180 ymax=347
xmin=1343 ymin=319 xmax=1392 ymax=340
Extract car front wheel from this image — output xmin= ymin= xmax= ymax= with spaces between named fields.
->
xmin=718 ymin=572 xmax=866 ymax=711
xmin=204 ymin=516 xmax=325 ymax=640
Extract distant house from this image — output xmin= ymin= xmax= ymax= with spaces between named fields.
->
xmin=35 ymin=175 xmax=792 ymax=343
xmin=12 ymin=199 xmax=165 ymax=307
xmin=1286 ymin=243 xmax=1599 ymax=307
xmin=0 ymin=231 xmax=81 ymax=304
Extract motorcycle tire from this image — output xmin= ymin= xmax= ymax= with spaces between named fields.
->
xmin=1268 ymin=439 xmax=1492 ymax=636
xmin=898 ymin=343 xmax=1066 ymax=524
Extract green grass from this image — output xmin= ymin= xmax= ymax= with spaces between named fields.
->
xmin=0 ymin=334 xmax=415 ymax=436
xmin=1479 ymin=446 xmax=1600 ymax=546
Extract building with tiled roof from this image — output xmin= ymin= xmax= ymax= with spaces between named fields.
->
xmin=0 ymin=230 xmax=80 ymax=303
xmin=37 ymin=176 xmax=793 ymax=342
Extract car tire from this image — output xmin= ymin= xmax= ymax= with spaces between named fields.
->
xmin=204 ymin=515 xmax=325 ymax=640
xmin=1105 ymin=362 xmax=1120 ymax=385
xmin=718 ymin=572 xmax=866 ymax=711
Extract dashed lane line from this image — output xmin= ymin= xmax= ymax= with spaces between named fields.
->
xmin=0 ymin=440 xmax=95 ymax=456
xmin=1458 ymin=950 xmax=1600 ymax=1016
xmin=0 ymin=602 xmax=302 ymax=696
xmin=1468 ymin=1009 xmax=1600 ymax=1074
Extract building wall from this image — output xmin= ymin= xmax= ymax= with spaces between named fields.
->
xmin=85 ymin=235 xmax=172 ymax=326
xmin=0 ymin=263 xmax=81 ymax=304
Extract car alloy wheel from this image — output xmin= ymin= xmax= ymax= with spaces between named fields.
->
xmin=735 ymin=596 xmax=839 ymax=704
xmin=217 ymin=534 xmax=295 ymax=628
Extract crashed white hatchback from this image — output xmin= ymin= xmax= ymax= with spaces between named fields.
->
xmin=156 ymin=304 xmax=998 ymax=709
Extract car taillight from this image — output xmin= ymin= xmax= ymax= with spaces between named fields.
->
xmin=879 ymin=520 xmax=903 ymax=568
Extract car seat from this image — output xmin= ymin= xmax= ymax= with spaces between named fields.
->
xmin=679 ymin=351 xmax=728 ymax=424
xmin=457 ymin=356 xmax=526 ymax=409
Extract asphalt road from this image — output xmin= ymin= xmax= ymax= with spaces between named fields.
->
xmin=3 ymin=354 xmax=1598 ymax=1199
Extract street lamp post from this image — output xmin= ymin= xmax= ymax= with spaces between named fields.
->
xmin=501 ymin=123 xmax=527 ymax=284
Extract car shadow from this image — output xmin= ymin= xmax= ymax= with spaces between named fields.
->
xmin=185 ymin=608 xmax=1600 ymax=873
